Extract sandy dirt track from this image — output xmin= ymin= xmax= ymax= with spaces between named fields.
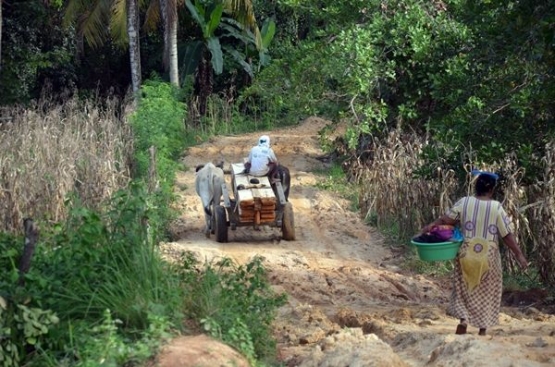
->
xmin=156 ymin=117 xmax=555 ymax=367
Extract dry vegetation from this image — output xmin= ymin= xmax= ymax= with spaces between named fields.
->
xmin=355 ymin=130 xmax=458 ymax=241
xmin=354 ymin=131 xmax=555 ymax=286
xmin=0 ymin=97 xmax=133 ymax=232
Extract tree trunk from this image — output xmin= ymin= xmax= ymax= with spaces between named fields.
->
xmin=161 ymin=0 xmax=179 ymax=87
xmin=197 ymin=49 xmax=213 ymax=116
xmin=168 ymin=16 xmax=179 ymax=87
xmin=127 ymin=0 xmax=142 ymax=101
xmin=18 ymin=218 xmax=39 ymax=287
xmin=0 ymin=0 xmax=3 ymax=73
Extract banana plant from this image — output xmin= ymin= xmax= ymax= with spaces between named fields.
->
xmin=220 ymin=16 xmax=276 ymax=77
xmin=185 ymin=0 xmax=224 ymax=74
xmin=182 ymin=0 xmax=272 ymax=115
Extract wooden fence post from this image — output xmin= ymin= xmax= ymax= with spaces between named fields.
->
xmin=18 ymin=218 xmax=39 ymax=286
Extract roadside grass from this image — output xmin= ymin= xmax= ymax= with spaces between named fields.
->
xmin=313 ymin=163 xmax=360 ymax=212
xmin=179 ymin=253 xmax=287 ymax=366
xmin=503 ymin=267 xmax=543 ymax=292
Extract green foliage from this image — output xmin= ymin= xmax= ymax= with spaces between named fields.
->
xmin=0 ymin=0 xmax=76 ymax=104
xmin=241 ymin=39 xmax=338 ymax=124
xmin=35 ymin=186 xmax=183 ymax=326
xmin=314 ymin=163 xmax=360 ymax=212
xmin=62 ymin=310 xmax=172 ymax=367
xmin=186 ymin=0 xmax=225 ymax=74
xmin=0 ymin=114 xmax=286 ymax=364
xmin=201 ymin=316 xmax=257 ymax=365
xmin=0 ymin=186 xmax=180 ymax=365
xmin=219 ymin=17 xmax=276 ymax=78
xmin=0 ymin=296 xmax=59 ymax=367
xmin=131 ymin=80 xmax=187 ymax=180
xmin=0 ymin=234 xmax=60 ymax=367
xmin=420 ymin=0 xmax=555 ymax=182
xmin=191 ymin=93 xmax=279 ymax=138
xmin=130 ymin=79 xmax=188 ymax=238
xmin=256 ymin=0 xmax=555 ymax=185
xmin=503 ymin=267 xmax=544 ymax=292
xmin=402 ymin=252 xmax=455 ymax=278
xmin=180 ymin=254 xmax=287 ymax=362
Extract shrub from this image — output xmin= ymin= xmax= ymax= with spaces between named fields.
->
xmin=0 ymin=186 xmax=182 ymax=366
xmin=179 ymin=253 xmax=287 ymax=363
xmin=130 ymin=80 xmax=187 ymax=183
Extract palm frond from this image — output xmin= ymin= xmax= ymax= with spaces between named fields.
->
xmin=111 ymin=0 xmax=129 ymax=47
xmin=185 ymin=0 xmax=205 ymax=28
xmin=225 ymin=0 xmax=256 ymax=28
xmin=224 ymin=0 xmax=261 ymax=49
xmin=143 ymin=0 xmax=161 ymax=32
xmin=80 ymin=0 xmax=111 ymax=49
xmin=63 ymin=0 xmax=87 ymax=28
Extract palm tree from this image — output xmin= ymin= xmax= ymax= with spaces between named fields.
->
xmin=160 ymin=0 xmax=179 ymax=86
xmin=164 ymin=0 xmax=259 ymax=90
xmin=125 ymin=0 xmax=142 ymax=96
xmin=144 ymin=0 xmax=179 ymax=86
xmin=63 ymin=0 xmax=260 ymax=101
xmin=64 ymin=0 xmax=142 ymax=100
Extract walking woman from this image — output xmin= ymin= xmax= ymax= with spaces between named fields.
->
xmin=421 ymin=170 xmax=528 ymax=336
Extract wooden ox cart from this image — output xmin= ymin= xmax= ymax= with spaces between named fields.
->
xmin=212 ymin=163 xmax=295 ymax=243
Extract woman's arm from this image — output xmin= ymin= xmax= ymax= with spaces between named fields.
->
xmin=502 ymin=233 xmax=528 ymax=270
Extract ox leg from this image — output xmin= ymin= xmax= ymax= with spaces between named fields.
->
xmin=204 ymin=209 xmax=211 ymax=238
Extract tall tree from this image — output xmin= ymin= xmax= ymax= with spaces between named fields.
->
xmin=145 ymin=0 xmax=180 ymax=86
xmin=125 ymin=0 xmax=142 ymax=95
xmin=64 ymin=0 xmax=142 ymax=100
xmin=160 ymin=0 xmax=179 ymax=86
xmin=1 ymin=0 xmax=3 ymax=72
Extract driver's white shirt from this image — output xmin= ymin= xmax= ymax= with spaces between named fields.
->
xmin=248 ymin=145 xmax=277 ymax=176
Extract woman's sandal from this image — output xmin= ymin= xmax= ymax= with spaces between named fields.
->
xmin=455 ymin=323 xmax=468 ymax=335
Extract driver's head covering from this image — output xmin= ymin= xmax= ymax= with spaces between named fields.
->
xmin=258 ymin=135 xmax=270 ymax=147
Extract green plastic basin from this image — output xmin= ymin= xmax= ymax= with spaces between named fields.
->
xmin=411 ymin=240 xmax=462 ymax=261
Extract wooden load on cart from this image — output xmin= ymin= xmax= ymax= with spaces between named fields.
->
xmin=232 ymin=163 xmax=278 ymax=224
xmin=212 ymin=162 xmax=295 ymax=243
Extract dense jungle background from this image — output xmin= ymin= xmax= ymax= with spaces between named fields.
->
xmin=0 ymin=0 xmax=554 ymax=366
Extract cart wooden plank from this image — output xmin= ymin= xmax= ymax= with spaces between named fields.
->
xmin=237 ymin=189 xmax=254 ymax=205
xmin=231 ymin=162 xmax=279 ymax=223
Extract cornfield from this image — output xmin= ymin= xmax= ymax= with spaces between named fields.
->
xmin=354 ymin=131 xmax=555 ymax=286
xmin=0 ymin=96 xmax=133 ymax=233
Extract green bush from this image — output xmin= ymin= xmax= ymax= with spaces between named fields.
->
xmin=129 ymin=79 xmax=189 ymax=240
xmin=130 ymin=79 xmax=187 ymax=183
xmin=0 ymin=186 xmax=181 ymax=366
xmin=179 ymin=253 xmax=287 ymax=363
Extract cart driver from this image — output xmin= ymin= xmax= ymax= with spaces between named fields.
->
xmin=243 ymin=135 xmax=279 ymax=179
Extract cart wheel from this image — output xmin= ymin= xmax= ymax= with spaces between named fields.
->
xmin=281 ymin=202 xmax=295 ymax=241
xmin=215 ymin=205 xmax=228 ymax=243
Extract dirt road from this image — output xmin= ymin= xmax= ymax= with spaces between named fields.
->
xmin=159 ymin=117 xmax=555 ymax=367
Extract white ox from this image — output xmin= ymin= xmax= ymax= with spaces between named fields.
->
xmin=195 ymin=162 xmax=225 ymax=237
